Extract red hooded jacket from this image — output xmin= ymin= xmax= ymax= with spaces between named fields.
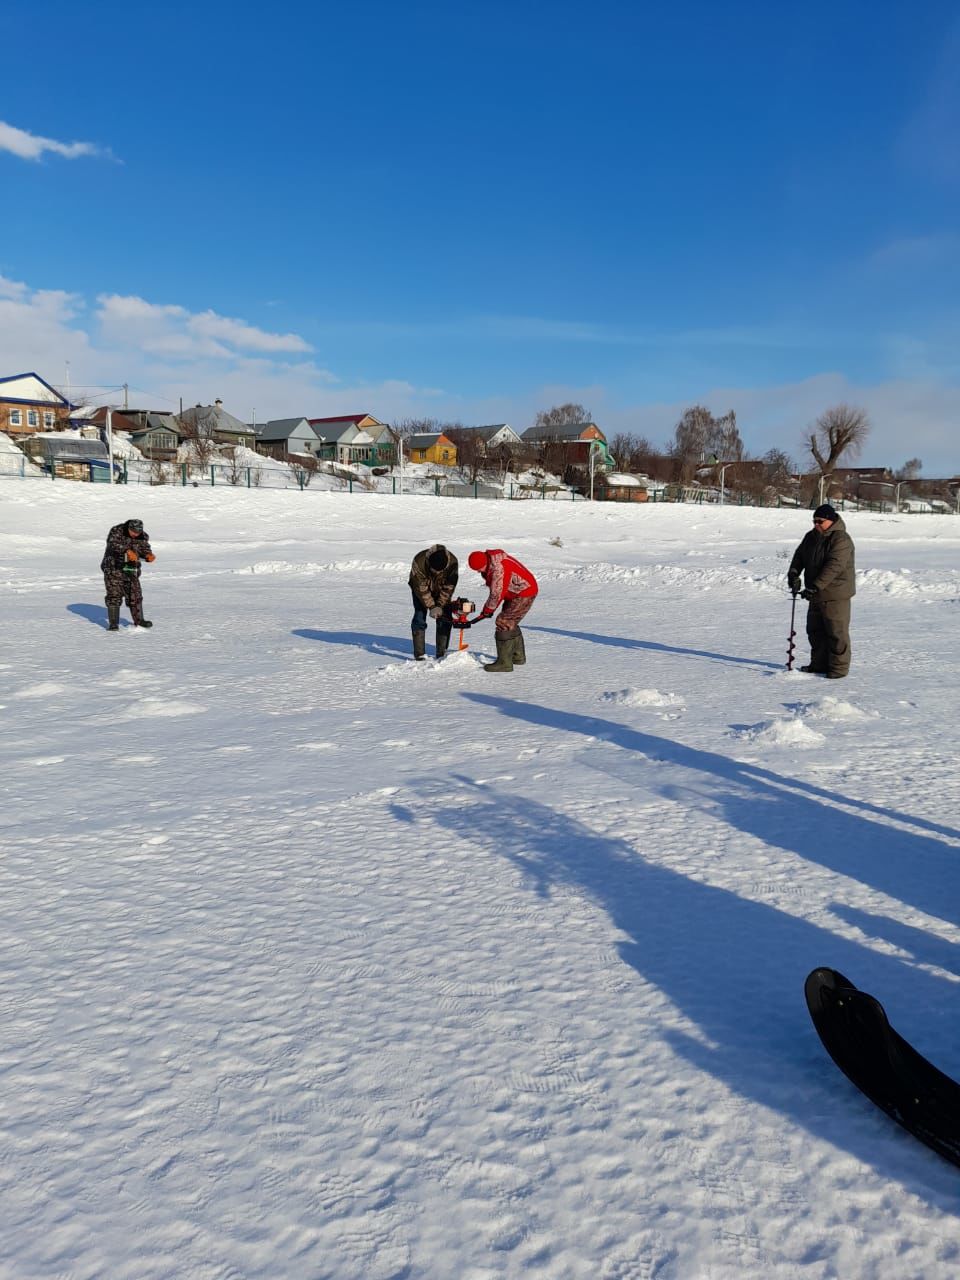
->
xmin=476 ymin=550 xmax=538 ymax=616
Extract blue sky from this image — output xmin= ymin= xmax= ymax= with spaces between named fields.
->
xmin=2 ymin=0 xmax=958 ymax=469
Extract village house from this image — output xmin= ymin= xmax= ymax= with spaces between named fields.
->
xmin=82 ymin=407 xmax=183 ymax=460
xmin=180 ymin=401 xmax=257 ymax=448
xmin=307 ymin=415 xmax=395 ymax=465
xmin=405 ymin=432 xmax=457 ymax=466
xmin=450 ymin=424 xmax=523 ymax=451
xmin=520 ymin=420 xmax=611 ymax=467
xmin=0 ymin=372 xmax=73 ymax=437
xmin=254 ymin=418 xmax=322 ymax=460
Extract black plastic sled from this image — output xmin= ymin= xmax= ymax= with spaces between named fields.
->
xmin=805 ymin=966 xmax=960 ymax=1169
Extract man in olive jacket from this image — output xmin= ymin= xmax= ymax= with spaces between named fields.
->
xmin=408 ymin=544 xmax=458 ymax=660
xmin=788 ymin=504 xmax=855 ymax=678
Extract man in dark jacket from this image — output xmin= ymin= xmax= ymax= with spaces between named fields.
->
xmin=408 ymin=544 xmax=458 ymax=659
xmin=100 ymin=518 xmax=157 ymax=630
xmin=788 ymin=504 xmax=855 ymax=678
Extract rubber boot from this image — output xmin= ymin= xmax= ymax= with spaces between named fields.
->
xmin=412 ymin=630 xmax=426 ymax=661
xmin=131 ymin=609 xmax=153 ymax=629
xmin=512 ymin=628 xmax=526 ymax=665
xmin=483 ymin=632 xmax=516 ymax=673
xmin=435 ymin=620 xmax=451 ymax=659
xmin=106 ymin=602 xmax=120 ymax=631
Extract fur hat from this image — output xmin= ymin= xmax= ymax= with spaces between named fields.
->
xmin=427 ymin=547 xmax=447 ymax=571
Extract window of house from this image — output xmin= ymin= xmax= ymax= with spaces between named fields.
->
xmin=27 ymin=409 xmax=39 ymax=427
xmin=9 ymin=409 xmax=22 ymax=427
xmin=43 ymin=411 xmax=55 ymax=428
xmin=153 ymin=432 xmax=175 ymax=449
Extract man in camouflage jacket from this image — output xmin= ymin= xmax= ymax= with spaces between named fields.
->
xmin=101 ymin=518 xmax=156 ymax=630
xmin=788 ymin=504 xmax=855 ymax=678
xmin=408 ymin=544 xmax=458 ymax=659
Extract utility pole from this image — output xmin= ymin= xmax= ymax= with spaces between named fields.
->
xmin=398 ymin=434 xmax=404 ymax=495
xmin=106 ymin=407 xmax=115 ymax=483
xmin=123 ymin=383 xmax=129 ymax=411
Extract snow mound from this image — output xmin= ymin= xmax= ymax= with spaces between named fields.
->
xmin=793 ymin=696 xmax=878 ymax=723
xmin=733 ymin=717 xmax=825 ymax=747
xmin=600 ymin=688 xmax=684 ymax=708
xmin=122 ymin=698 xmax=207 ymax=718
xmin=858 ymin=567 xmax=960 ymax=597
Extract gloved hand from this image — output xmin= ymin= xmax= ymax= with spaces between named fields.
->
xmin=143 ymin=552 xmax=156 ymax=563
xmin=429 ymin=606 xmax=443 ymax=619
xmin=800 ymin=587 xmax=818 ymax=601
xmin=475 ymin=610 xmax=493 ymax=622
xmin=125 ymin=549 xmax=139 ymax=563
xmin=787 ymin=570 xmax=800 ymax=595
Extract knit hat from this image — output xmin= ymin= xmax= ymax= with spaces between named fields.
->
xmin=427 ymin=547 xmax=447 ymax=571
xmin=468 ymin=551 xmax=487 ymax=572
xmin=813 ymin=504 xmax=839 ymax=522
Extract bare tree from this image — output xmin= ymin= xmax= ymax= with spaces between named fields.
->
xmin=608 ymin=433 xmax=634 ymax=471
xmin=287 ymin=452 xmax=319 ymax=487
xmin=178 ymin=412 xmax=219 ymax=475
xmin=895 ymin=457 xmax=923 ymax=481
xmin=534 ymin=402 xmax=592 ymax=430
xmin=805 ymin=404 xmax=870 ymax=489
xmin=762 ymin=448 xmax=796 ymax=491
xmin=447 ymin=428 xmax=487 ymax=483
xmin=669 ymin=407 xmax=743 ymax=483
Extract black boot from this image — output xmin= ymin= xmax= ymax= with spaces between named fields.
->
xmin=435 ymin=620 xmax=451 ymax=659
xmin=412 ymin=630 xmax=426 ymax=661
xmin=512 ymin=628 xmax=526 ymax=665
xmin=131 ymin=611 xmax=153 ymax=629
xmin=107 ymin=603 xmax=120 ymax=631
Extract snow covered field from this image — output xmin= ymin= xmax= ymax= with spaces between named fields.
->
xmin=2 ymin=478 xmax=959 ymax=1279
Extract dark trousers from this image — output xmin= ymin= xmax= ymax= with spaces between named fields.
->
xmin=104 ymin=569 xmax=144 ymax=621
xmin=806 ymin=598 xmax=851 ymax=676
xmin=411 ymin=590 xmax=451 ymax=652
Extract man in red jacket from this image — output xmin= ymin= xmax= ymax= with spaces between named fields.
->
xmin=466 ymin=549 xmax=538 ymax=672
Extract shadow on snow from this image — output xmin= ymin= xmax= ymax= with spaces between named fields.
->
xmin=434 ymin=691 xmax=960 ymax=1196
xmin=67 ymin=602 xmax=130 ymax=628
xmin=527 ymin=623 xmax=783 ymax=671
xmin=292 ymin=628 xmax=410 ymax=659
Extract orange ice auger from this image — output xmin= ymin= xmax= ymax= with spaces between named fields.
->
xmin=450 ymin=598 xmax=475 ymax=651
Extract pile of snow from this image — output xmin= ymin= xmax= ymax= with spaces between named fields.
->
xmin=732 ymin=716 xmax=826 ymax=747
xmin=600 ymin=687 xmax=684 ymax=708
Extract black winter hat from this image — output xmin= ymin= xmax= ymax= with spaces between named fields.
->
xmin=126 ymin=518 xmax=144 ymax=532
xmin=427 ymin=547 xmax=447 ymax=570
xmin=812 ymin=504 xmax=839 ymax=522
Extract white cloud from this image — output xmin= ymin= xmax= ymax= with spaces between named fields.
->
xmin=0 ymin=120 xmax=108 ymax=162
xmin=95 ymin=294 xmax=313 ymax=358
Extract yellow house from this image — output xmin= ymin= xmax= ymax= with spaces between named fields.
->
xmin=406 ymin=431 xmax=457 ymax=465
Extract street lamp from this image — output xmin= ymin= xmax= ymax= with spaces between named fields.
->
xmin=873 ymin=479 xmax=903 ymax=512
xmin=708 ymin=454 xmax=729 ymax=505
